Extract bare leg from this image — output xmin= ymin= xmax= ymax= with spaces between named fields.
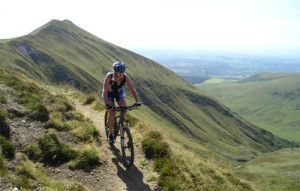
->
xmin=107 ymin=101 xmax=115 ymax=135
xmin=117 ymin=98 xmax=126 ymax=107
xmin=117 ymin=98 xmax=127 ymax=121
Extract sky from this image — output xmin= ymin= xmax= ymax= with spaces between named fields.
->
xmin=1 ymin=0 xmax=300 ymax=57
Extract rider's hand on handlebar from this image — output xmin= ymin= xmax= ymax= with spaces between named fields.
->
xmin=134 ymin=101 xmax=142 ymax=107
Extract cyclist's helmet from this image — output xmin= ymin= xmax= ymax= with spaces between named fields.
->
xmin=113 ymin=61 xmax=126 ymax=73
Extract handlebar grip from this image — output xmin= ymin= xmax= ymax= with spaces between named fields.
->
xmin=134 ymin=102 xmax=142 ymax=107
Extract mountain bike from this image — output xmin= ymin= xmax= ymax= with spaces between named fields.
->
xmin=104 ymin=103 xmax=141 ymax=167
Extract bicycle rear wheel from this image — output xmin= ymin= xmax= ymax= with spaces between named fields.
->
xmin=120 ymin=125 xmax=134 ymax=167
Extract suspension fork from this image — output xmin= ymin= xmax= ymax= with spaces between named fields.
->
xmin=114 ymin=109 xmax=125 ymax=137
xmin=119 ymin=108 xmax=126 ymax=125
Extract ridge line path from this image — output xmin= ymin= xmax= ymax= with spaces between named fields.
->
xmin=73 ymin=99 xmax=155 ymax=191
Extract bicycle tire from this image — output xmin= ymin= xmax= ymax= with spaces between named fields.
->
xmin=120 ymin=125 xmax=134 ymax=167
xmin=104 ymin=110 xmax=109 ymax=140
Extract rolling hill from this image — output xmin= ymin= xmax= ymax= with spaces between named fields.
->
xmin=199 ymin=72 xmax=300 ymax=142
xmin=136 ymin=49 xmax=300 ymax=83
xmin=236 ymin=148 xmax=300 ymax=191
xmin=0 ymin=19 xmax=292 ymax=163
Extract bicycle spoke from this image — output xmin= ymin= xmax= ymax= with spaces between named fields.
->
xmin=121 ymin=126 xmax=134 ymax=167
xmin=105 ymin=104 xmax=141 ymax=167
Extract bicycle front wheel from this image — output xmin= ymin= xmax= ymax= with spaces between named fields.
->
xmin=104 ymin=111 xmax=109 ymax=140
xmin=120 ymin=125 xmax=134 ymax=167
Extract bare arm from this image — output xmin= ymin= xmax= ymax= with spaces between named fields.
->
xmin=102 ymin=73 xmax=111 ymax=105
xmin=126 ymin=75 xmax=139 ymax=102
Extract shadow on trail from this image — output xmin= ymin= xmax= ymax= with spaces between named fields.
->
xmin=110 ymin=144 xmax=152 ymax=191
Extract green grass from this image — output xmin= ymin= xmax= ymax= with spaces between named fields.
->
xmin=142 ymin=131 xmax=170 ymax=159
xmin=92 ymin=101 xmax=104 ymax=111
xmin=44 ymin=93 xmax=99 ymax=141
xmin=69 ymin=183 xmax=87 ymax=191
xmin=0 ymin=69 xmax=53 ymax=123
xmin=83 ymin=94 xmax=96 ymax=105
xmin=38 ymin=133 xmax=77 ymax=165
xmin=24 ymin=133 xmax=101 ymax=171
xmin=24 ymin=144 xmax=42 ymax=161
xmin=29 ymin=103 xmax=50 ymax=122
xmin=1 ymin=20 xmax=296 ymax=190
xmin=0 ymin=70 xmax=46 ymax=111
xmin=46 ymin=112 xmax=99 ymax=141
xmin=0 ymin=20 xmax=290 ymax=161
xmin=236 ymin=148 xmax=300 ymax=191
xmin=141 ymin=130 xmax=253 ymax=191
xmin=124 ymin=113 xmax=139 ymax=127
xmin=68 ymin=148 xmax=100 ymax=172
xmin=0 ymin=69 xmax=102 ymax=188
xmin=0 ymin=91 xmax=6 ymax=104
xmin=68 ymin=118 xmax=99 ymax=142
xmin=14 ymin=158 xmax=83 ymax=190
xmin=201 ymin=78 xmax=226 ymax=84
xmin=47 ymin=113 xmax=71 ymax=131
xmin=45 ymin=94 xmax=75 ymax=113
xmin=199 ymin=73 xmax=300 ymax=142
xmin=141 ymin=131 xmax=186 ymax=190
xmin=0 ymin=152 xmax=8 ymax=176
xmin=0 ymin=135 xmax=16 ymax=159
xmin=5 ymin=153 xmax=79 ymax=190
xmin=0 ymin=108 xmax=10 ymax=138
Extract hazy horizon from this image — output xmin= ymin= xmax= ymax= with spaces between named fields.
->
xmin=1 ymin=0 xmax=299 ymax=59
xmin=133 ymin=47 xmax=300 ymax=61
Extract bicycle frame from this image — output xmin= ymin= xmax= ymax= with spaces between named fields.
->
xmin=105 ymin=105 xmax=139 ymax=137
xmin=104 ymin=103 xmax=141 ymax=167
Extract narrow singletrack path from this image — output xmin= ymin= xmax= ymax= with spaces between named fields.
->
xmin=73 ymin=100 xmax=154 ymax=191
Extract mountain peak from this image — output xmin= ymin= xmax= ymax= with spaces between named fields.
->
xmin=62 ymin=19 xmax=75 ymax=25
xmin=27 ymin=19 xmax=108 ymax=49
xmin=29 ymin=19 xmax=78 ymax=36
xmin=46 ymin=19 xmax=75 ymax=26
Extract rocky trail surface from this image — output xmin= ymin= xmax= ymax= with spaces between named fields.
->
xmin=68 ymin=100 xmax=157 ymax=191
xmin=0 ymin=82 xmax=157 ymax=190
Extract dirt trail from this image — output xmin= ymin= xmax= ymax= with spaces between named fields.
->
xmin=73 ymin=100 xmax=155 ymax=191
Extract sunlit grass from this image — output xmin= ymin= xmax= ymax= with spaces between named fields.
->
xmin=199 ymin=73 xmax=300 ymax=142
xmin=201 ymin=78 xmax=226 ymax=84
xmin=0 ymin=91 xmax=6 ymax=104
xmin=0 ymin=152 xmax=8 ymax=176
xmin=15 ymin=159 xmax=67 ymax=190
xmin=236 ymin=148 xmax=300 ymax=191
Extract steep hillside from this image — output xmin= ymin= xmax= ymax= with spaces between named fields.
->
xmin=0 ymin=69 xmax=100 ymax=190
xmin=0 ymin=69 xmax=159 ymax=190
xmin=199 ymin=72 xmax=300 ymax=142
xmin=0 ymin=19 xmax=292 ymax=161
xmin=0 ymin=69 xmax=256 ymax=191
xmin=236 ymin=148 xmax=300 ymax=191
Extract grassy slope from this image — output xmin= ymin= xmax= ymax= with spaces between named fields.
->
xmin=0 ymin=69 xmax=257 ymax=190
xmin=236 ymin=148 xmax=300 ymax=191
xmin=0 ymin=69 xmax=100 ymax=190
xmin=50 ymin=85 xmax=255 ymax=191
xmin=0 ymin=20 xmax=292 ymax=162
xmin=199 ymin=73 xmax=300 ymax=142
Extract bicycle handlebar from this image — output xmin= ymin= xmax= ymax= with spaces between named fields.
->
xmin=108 ymin=103 xmax=142 ymax=112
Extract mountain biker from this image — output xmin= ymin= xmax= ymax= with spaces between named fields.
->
xmin=102 ymin=61 xmax=141 ymax=143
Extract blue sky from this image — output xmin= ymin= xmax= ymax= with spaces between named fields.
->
xmin=1 ymin=0 xmax=299 ymax=57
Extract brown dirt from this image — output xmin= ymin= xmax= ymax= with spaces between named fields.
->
xmin=0 ymin=83 xmax=158 ymax=191
xmin=64 ymin=99 xmax=158 ymax=191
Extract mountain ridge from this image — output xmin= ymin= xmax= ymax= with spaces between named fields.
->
xmin=0 ymin=19 xmax=293 ymax=161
